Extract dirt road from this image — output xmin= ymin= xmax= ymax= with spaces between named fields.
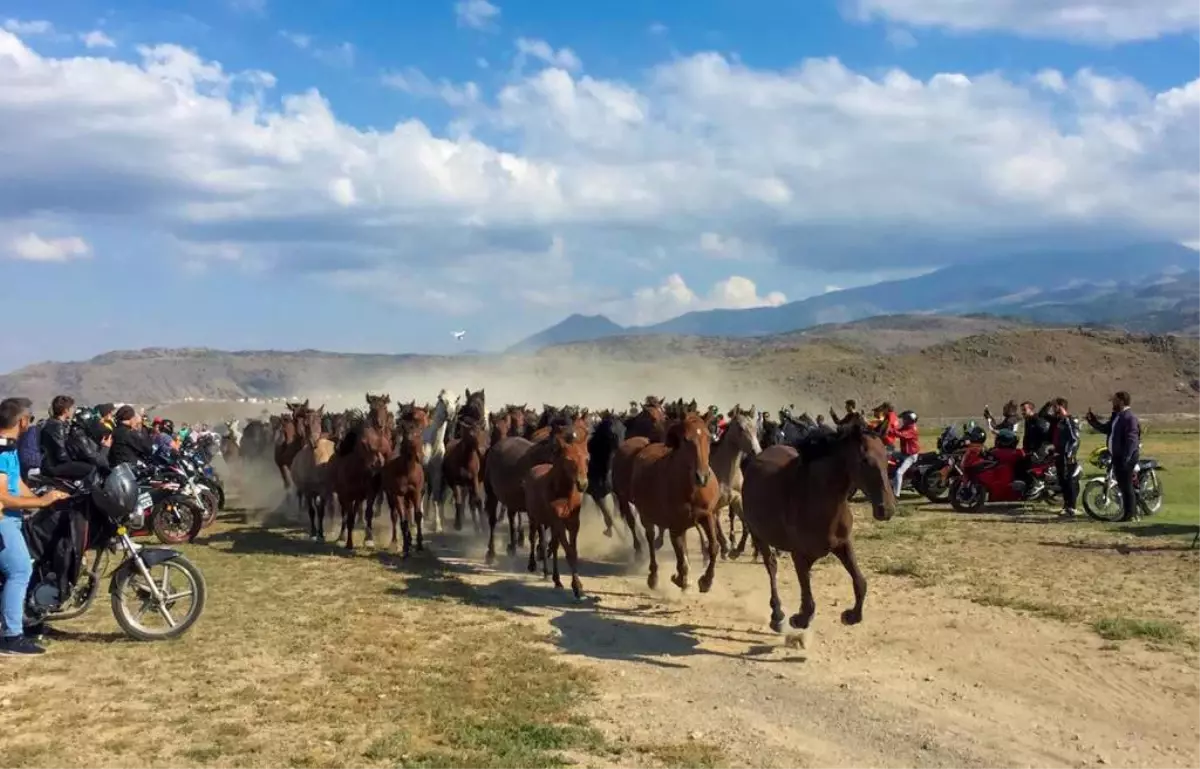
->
xmin=412 ymin=507 xmax=1199 ymax=769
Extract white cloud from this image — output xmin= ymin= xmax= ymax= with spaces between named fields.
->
xmin=229 ymin=0 xmax=267 ymax=15
xmin=313 ymin=41 xmax=354 ymax=68
xmin=279 ymin=30 xmax=310 ymax=49
xmin=7 ymin=233 xmax=91 ymax=262
xmin=886 ymin=27 xmax=918 ymax=49
xmin=1034 ymin=68 xmax=1068 ymax=93
xmin=698 ymin=232 xmax=745 ymax=258
xmin=515 ymin=38 xmax=581 ymax=72
xmin=381 ymin=67 xmax=480 ymax=106
xmin=3 ymin=19 xmax=53 ymax=35
xmin=849 ymin=0 xmax=1200 ymax=43
xmin=455 ymin=0 xmax=500 ymax=30
xmin=80 ymin=30 xmax=116 ymax=49
xmin=0 ymin=30 xmax=1194 ymax=322
xmin=648 ymin=22 xmax=668 ymax=36
xmin=610 ymin=274 xmax=787 ymax=326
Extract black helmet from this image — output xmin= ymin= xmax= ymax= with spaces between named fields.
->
xmin=965 ymin=423 xmax=987 ymax=444
xmin=91 ymin=463 xmax=138 ymax=523
xmin=900 ymin=410 xmax=918 ymax=424
xmin=995 ymin=429 xmax=1019 ymax=449
xmin=159 ymin=419 xmax=175 ymax=435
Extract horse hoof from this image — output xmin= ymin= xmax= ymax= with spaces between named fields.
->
xmin=670 ymin=574 xmax=688 ymax=591
xmin=729 ymin=549 xmax=743 ymax=560
xmin=485 ymin=550 xmax=496 ymax=565
xmin=527 ymin=562 xmax=537 ymax=573
xmin=840 ymin=609 xmax=863 ymax=626
xmin=789 ymin=613 xmax=812 ymax=630
xmin=506 ymin=543 xmax=517 ymax=555
xmin=572 ymin=581 xmax=583 ymax=600
xmin=647 ymin=573 xmax=658 ymax=590
xmin=769 ymin=613 xmax=785 ymax=633
xmin=698 ymin=575 xmax=713 ymax=593
xmin=553 ymin=580 xmax=564 ymax=589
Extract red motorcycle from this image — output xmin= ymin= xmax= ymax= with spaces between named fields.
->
xmin=949 ymin=446 xmax=1061 ymax=512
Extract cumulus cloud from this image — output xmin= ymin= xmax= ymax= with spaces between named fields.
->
xmin=0 ymin=29 xmax=1194 ymax=327
xmin=515 ymin=38 xmax=581 ymax=72
xmin=7 ymin=233 xmax=91 ymax=262
xmin=381 ymin=67 xmax=481 ymax=106
xmin=80 ymin=30 xmax=116 ymax=49
xmin=279 ymin=31 xmax=353 ymax=67
xmin=609 ymin=274 xmax=786 ymax=326
xmin=849 ymin=0 xmax=1200 ymax=43
xmin=886 ymin=27 xmax=918 ymax=49
xmin=455 ymin=0 xmax=500 ymax=30
xmin=3 ymin=19 xmax=53 ymax=35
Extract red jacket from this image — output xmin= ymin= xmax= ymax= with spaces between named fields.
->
xmin=895 ymin=423 xmax=920 ymax=455
xmin=880 ymin=411 xmax=900 ymax=447
xmin=989 ymin=446 xmax=1025 ymax=467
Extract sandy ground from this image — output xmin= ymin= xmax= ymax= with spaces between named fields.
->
xmin=363 ymin=495 xmax=1200 ymax=769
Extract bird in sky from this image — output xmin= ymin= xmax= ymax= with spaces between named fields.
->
xmin=452 ymin=330 xmax=466 ymax=341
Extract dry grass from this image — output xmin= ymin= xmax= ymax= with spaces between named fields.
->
xmin=0 ymin=514 xmax=715 ymax=769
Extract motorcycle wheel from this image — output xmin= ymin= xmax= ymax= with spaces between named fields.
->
xmin=196 ymin=489 xmax=219 ymax=529
xmin=1081 ymin=478 xmax=1124 ymax=522
xmin=922 ymin=469 xmax=952 ymax=504
xmin=1138 ymin=470 xmax=1163 ymax=515
xmin=151 ymin=496 xmax=203 ymax=545
xmin=110 ymin=553 xmax=207 ymax=641
xmin=949 ymin=479 xmax=986 ymax=513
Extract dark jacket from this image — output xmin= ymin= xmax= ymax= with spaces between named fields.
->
xmin=109 ymin=423 xmax=154 ymax=467
xmin=39 ymin=417 xmax=74 ymax=471
xmin=1022 ymin=414 xmax=1051 ymax=454
xmin=68 ymin=425 xmax=110 ymax=470
xmin=1051 ymin=415 xmax=1080 ymax=461
xmin=1088 ymin=408 xmax=1141 ymax=466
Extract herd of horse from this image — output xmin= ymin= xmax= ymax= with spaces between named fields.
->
xmin=219 ymin=390 xmax=897 ymax=632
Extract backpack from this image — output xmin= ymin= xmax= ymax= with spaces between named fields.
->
xmin=17 ymin=421 xmax=42 ymax=474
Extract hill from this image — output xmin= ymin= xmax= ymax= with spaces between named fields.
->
xmin=2 ymin=318 xmax=1196 ymax=418
xmin=510 ymin=242 xmax=1200 ymax=349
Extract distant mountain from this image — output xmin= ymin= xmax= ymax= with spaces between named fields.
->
xmin=516 ymin=242 xmax=1200 ymax=348
xmin=508 ymin=314 xmax=627 ymax=353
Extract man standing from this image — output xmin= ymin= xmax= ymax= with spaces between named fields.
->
xmin=1051 ymin=398 xmax=1081 ymax=518
xmin=1087 ymin=391 xmax=1141 ymax=522
xmin=830 ymin=399 xmax=860 ymax=427
xmin=0 ymin=398 xmax=69 ymax=655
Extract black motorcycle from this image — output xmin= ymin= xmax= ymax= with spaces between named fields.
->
xmin=6 ymin=464 xmax=207 ymax=641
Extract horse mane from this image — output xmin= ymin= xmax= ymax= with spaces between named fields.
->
xmin=794 ymin=419 xmax=867 ymax=464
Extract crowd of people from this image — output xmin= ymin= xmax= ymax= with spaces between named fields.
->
xmin=0 ymin=394 xmax=217 ymax=656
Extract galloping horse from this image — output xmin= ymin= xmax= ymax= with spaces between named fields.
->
xmin=524 ymin=429 xmax=590 ymax=598
xmin=616 ymin=411 xmax=720 ymax=592
xmin=291 ymin=406 xmax=336 ymax=541
xmin=382 ymin=422 xmax=425 ymax=557
xmin=710 ymin=409 xmax=763 ymax=559
xmin=220 ymin=419 xmax=241 ymax=465
xmin=624 ymin=396 xmax=667 ymax=442
xmin=741 ymin=419 xmax=896 ymax=633
xmin=441 ymin=421 xmax=487 ymax=532
xmin=422 ymin=389 xmax=456 ymax=533
xmin=333 ymin=394 xmax=393 ymax=549
xmin=585 ymin=412 xmax=626 ymax=537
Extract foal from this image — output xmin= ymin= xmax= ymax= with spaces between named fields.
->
xmin=525 ymin=430 xmax=590 ymax=598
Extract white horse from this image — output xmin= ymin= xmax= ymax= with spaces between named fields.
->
xmin=422 ymin=389 xmax=458 ymax=533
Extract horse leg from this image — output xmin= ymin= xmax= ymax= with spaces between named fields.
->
xmin=315 ymin=493 xmax=326 ymax=542
xmin=617 ymin=495 xmax=643 ymax=557
xmin=484 ymin=489 xmax=499 ymax=565
xmin=668 ymin=526 xmax=690 ymax=590
xmin=761 ymin=539 xmax=785 ymax=632
xmin=698 ymin=513 xmax=718 ymax=593
xmin=306 ymin=491 xmax=318 ymax=541
xmin=730 ymin=495 xmax=750 ymax=559
xmin=789 ymin=554 xmax=818 ymax=629
xmin=640 ymin=513 xmax=659 ymax=589
xmin=549 ymin=525 xmax=563 ymax=589
xmin=654 ymin=527 xmax=666 ymax=551
xmin=565 ymin=517 xmax=583 ymax=599
xmin=506 ymin=505 xmax=519 ymax=555
xmin=386 ymin=492 xmax=400 ymax=550
xmin=591 ymin=491 xmax=615 ymax=537
xmin=832 ymin=542 xmax=867 ymax=625
xmin=527 ymin=519 xmax=539 ymax=573
xmin=400 ymin=497 xmax=413 ymax=559
xmin=343 ymin=495 xmax=357 ymax=550
xmin=453 ymin=485 xmax=465 ymax=532
xmin=364 ymin=482 xmax=379 ymax=548
xmin=711 ymin=509 xmax=729 ymax=561
xmin=412 ymin=491 xmax=424 ymax=553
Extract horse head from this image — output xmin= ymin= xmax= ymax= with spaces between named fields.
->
xmin=552 ymin=428 xmax=590 ymax=495
xmin=665 ymin=412 xmax=713 ymax=487
xmin=728 ymin=412 xmax=763 ymax=456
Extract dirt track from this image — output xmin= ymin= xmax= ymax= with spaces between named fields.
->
xmin=408 ymin=504 xmax=1199 ymax=769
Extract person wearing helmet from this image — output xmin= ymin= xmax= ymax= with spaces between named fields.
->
xmin=990 ymin=429 xmax=1025 ymax=479
xmin=891 ymin=410 xmax=920 ymax=497
xmin=151 ymin=418 xmax=177 ymax=457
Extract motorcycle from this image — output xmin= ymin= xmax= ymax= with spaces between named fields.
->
xmin=887 ymin=450 xmax=941 ymax=496
xmin=7 ymin=463 xmax=207 ymax=642
xmin=1081 ymin=446 xmax=1164 ymax=522
xmin=949 ymin=446 xmax=1061 ymax=513
xmin=918 ymin=426 xmax=973 ymax=504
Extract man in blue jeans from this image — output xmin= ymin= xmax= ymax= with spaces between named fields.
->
xmin=0 ymin=398 xmax=68 ymax=655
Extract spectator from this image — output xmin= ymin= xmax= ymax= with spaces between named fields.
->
xmin=1087 ymin=391 xmax=1141 ymax=522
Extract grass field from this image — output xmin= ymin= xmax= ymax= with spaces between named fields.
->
xmin=0 ymin=424 xmax=1195 ymax=768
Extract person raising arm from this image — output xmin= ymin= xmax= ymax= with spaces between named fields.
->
xmin=0 ymin=398 xmax=69 ymax=656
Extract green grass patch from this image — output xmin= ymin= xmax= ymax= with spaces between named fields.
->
xmin=1091 ymin=617 xmax=1191 ymax=645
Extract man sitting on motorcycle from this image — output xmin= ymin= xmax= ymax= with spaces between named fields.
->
xmin=891 ymin=411 xmax=920 ymax=497
xmin=109 ymin=406 xmax=155 ymax=468
xmin=1016 ymin=401 xmax=1052 ymax=498
xmin=38 ymin=395 xmax=98 ymax=483
xmin=0 ymin=397 xmax=69 ymax=655
xmin=987 ymin=429 xmax=1028 ymax=491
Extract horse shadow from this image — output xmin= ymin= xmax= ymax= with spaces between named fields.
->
xmin=201 ymin=525 xmax=349 ymax=559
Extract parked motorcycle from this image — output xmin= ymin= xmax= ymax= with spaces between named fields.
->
xmin=1081 ymin=446 xmax=1164 ymax=522
xmin=949 ymin=446 xmax=1061 ymax=513
xmin=7 ymin=463 xmax=207 ymax=641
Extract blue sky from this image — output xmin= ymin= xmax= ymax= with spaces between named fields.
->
xmin=0 ymin=0 xmax=1197 ymax=370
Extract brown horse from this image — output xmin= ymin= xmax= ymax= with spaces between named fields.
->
xmin=273 ymin=400 xmax=308 ymax=493
xmin=334 ymin=394 xmax=393 ymax=549
xmin=291 ymin=406 xmax=336 ymax=541
xmin=741 ymin=420 xmax=896 ymax=633
xmin=618 ymin=411 xmax=720 ymax=591
xmin=382 ymin=423 xmax=425 ymax=557
xmin=525 ymin=430 xmax=590 ymax=598
xmin=623 ymin=397 xmax=667 ymax=442
xmin=441 ymin=421 xmax=487 ymax=532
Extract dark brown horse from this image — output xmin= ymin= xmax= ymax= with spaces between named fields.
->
xmin=274 ymin=400 xmax=309 ymax=493
xmin=382 ymin=422 xmax=425 ymax=557
xmin=741 ymin=420 xmax=896 ymax=633
xmin=624 ymin=397 xmax=667 ymax=442
xmin=291 ymin=406 xmax=335 ymax=541
xmin=333 ymin=394 xmax=393 ymax=549
xmin=441 ymin=421 xmax=487 ymax=532
xmin=618 ymin=411 xmax=720 ymax=592
xmin=525 ymin=430 xmax=590 ymax=598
